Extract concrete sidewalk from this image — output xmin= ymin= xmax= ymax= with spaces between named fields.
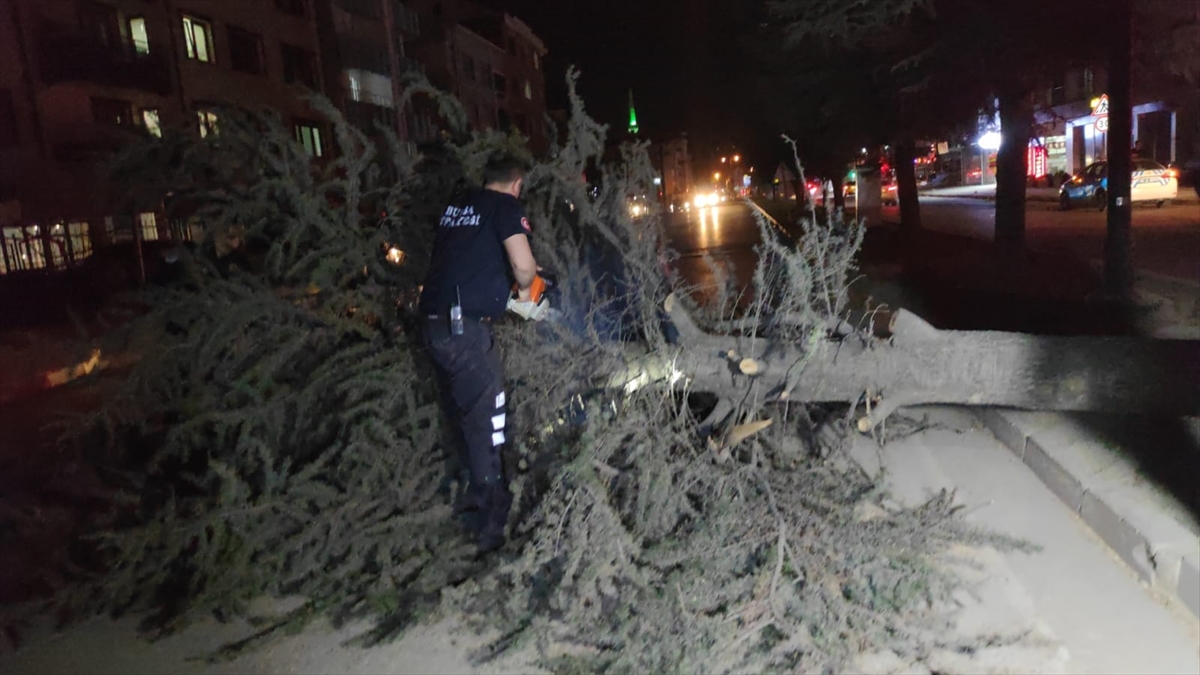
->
xmin=850 ymin=407 xmax=1200 ymax=674
xmin=976 ymin=409 xmax=1200 ymax=623
xmin=921 ymin=183 xmax=1200 ymax=203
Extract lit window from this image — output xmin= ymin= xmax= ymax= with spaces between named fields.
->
xmin=138 ymin=212 xmax=159 ymax=241
xmin=68 ymin=221 xmax=91 ymax=260
xmin=197 ymin=110 xmax=218 ymax=137
xmin=348 ymin=73 xmax=361 ymax=102
xmin=183 ymin=16 xmax=213 ymax=63
xmin=129 ymin=17 xmax=150 ymax=55
xmin=142 ymin=109 xmax=161 ymax=137
xmin=524 ymin=81 xmax=532 ymax=100
xmin=3 ymin=225 xmax=46 ymax=270
xmin=295 ymin=123 xmax=323 ymax=157
xmin=48 ymin=223 xmax=67 ymax=270
xmin=533 ymin=52 xmax=539 ymax=70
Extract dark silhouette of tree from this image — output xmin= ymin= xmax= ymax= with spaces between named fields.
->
xmin=769 ymin=0 xmax=1109 ymax=250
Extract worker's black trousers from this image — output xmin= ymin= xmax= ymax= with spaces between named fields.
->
xmin=424 ymin=316 xmax=511 ymax=540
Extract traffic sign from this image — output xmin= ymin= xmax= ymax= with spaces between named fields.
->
xmin=1095 ymin=117 xmax=1110 ymax=133
xmin=1091 ymin=94 xmax=1109 ymax=116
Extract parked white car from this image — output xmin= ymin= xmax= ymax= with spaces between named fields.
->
xmin=1059 ymin=158 xmax=1179 ymax=210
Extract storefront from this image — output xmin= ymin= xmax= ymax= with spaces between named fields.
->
xmin=1061 ymin=96 xmax=1177 ymax=175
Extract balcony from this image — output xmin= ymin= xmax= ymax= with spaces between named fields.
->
xmin=36 ymin=26 xmax=172 ymax=95
xmin=344 ymin=99 xmax=397 ymax=134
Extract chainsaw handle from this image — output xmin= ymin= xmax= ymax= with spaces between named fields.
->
xmin=513 ymin=273 xmax=554 ymax=303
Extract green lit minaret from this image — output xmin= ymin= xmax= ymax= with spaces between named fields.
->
xmin=627 ymin=89 xmax=639 ymax=135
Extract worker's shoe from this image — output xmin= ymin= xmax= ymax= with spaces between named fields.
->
xmin=475 ymin=487 xmax=513 ymax=555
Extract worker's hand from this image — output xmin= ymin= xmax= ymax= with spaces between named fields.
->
xmin=515 ymin=274 xmax=548 ymax=304
xmin=506 ymin=297 xmax=550 ymax=322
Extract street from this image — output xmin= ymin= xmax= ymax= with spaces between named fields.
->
xmin=883 ymin=197 xmax=1200 ymax=282
xmin=665 ymin=203 xmax=762 ymax=304
xmin=665 ymin=198 xmax=1199 ymax=295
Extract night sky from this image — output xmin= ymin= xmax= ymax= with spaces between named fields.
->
xmin=480 ymin=0 xmax=759 ymax=149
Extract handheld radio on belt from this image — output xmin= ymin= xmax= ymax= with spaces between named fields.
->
xmin=450 ymin=286 xmax=465 ymax=335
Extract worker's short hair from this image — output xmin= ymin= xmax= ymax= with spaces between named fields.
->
xmin=482 ymin=151 xmax=529 ymax=185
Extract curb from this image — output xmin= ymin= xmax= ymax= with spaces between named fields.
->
xmin=746 ymin=200 xmax=794 ymax=239
xmin=976 ymin=408 xmax=1200 ymax=620
xmin=922 ymin=190 xmax=1200 ymax=204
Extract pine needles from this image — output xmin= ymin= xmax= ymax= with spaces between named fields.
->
xmin=39 ymin=72 xmax=1037 ymax=673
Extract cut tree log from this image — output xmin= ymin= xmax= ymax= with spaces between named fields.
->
xmin=611 ymin=294 xmax=1200 ymax=430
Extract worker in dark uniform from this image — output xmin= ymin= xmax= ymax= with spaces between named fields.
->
xmin=420 ymin=151 xmax=546 ymax=553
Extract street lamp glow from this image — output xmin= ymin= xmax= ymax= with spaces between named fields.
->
xmin=713 ymin=172 xmax=721 ymax=180
xmin=733 ymin=154 xmax=740 ymax=162
xmin=976 ymin=130 xmax=1002 ymax=151
xmin=720 ymin=156 xmax=727 ymax=163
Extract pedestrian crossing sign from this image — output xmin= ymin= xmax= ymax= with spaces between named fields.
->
xmin=1091 ymin=94 xmax=1109 ymax=116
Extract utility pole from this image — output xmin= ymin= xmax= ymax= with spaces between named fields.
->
xmin=1103 ymin=0 xmax=1133 ymax=301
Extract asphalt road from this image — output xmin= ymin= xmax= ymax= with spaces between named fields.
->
xmin=665 ymin=203 xmax=762 ymax=304
xmin=882 ymin=197 xmax=1200 ymax=282
xmin=664 ymin=198 xmax=1199 ymax=288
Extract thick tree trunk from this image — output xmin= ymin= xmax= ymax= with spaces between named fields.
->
xmin=894 ymin=138 xmax=921 ymax=230
xmin=612 ymin=296 xmax=1200 ymax=429
xmin=994 ymin=89 xmax=1033 ymax=252
xmin=831 ymin=174 xmax=845 ymax=210
xmin=1104 ymin=0 xmax=1134 ymax=300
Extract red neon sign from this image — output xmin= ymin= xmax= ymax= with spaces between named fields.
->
xmin=1026 ymin=145 xmax=1047 ymax=177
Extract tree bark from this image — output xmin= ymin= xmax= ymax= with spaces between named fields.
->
xmin=831 ymin=174 xmax=846 ymax=210
xmin=1104 ymin=0 xmax=1134 ymax=300
xmin=894 ymin=138 xmax=921 ymax=230
xmin=994 ymin=89 xmax=1033 ymax=252
xmin=611 ymin=296 xmax=1200 ymax=429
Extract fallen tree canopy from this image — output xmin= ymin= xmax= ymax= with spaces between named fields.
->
xmin=16 ymin=72 xmax=1140 ymax=674
xmin=607 ymin=295 xmax=1200 ymax=433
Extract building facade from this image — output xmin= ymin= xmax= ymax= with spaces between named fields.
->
xmin=323 ymin=0 xmax=421 ymax=144
xmin=1031 ymin=64 xmax=1189 ymax=178
xmin=0 ymin=0 xmax=551 ymax=279
xmin=406 ymin=0 xmax=549 ymax=153
xmin=654 ymin=135 xmax=691 ymax=202
xmin=0 ymin=0 xmax=330 ymax=274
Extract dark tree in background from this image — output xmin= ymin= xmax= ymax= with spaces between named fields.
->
xmin=767 ymin=0 xmax=1109 ymax=251
xmin=1104 ymin=0 xmax=1134 ymax=300
xmin=749 ymin=33 xmax=885 ymax=209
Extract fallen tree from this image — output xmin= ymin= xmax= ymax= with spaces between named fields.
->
xmin=606 ymin=296 xmax=1200 ymax=433
xmin=17 ymin=74 xmax=1104 ymax=674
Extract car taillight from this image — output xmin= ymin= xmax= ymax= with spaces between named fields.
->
xmin=1165 ymin=168 xmax=1178 ymax=178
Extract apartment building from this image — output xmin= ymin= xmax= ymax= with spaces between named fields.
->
xmin=405 ymin=18 xmax=503 ymax=139
xmin=0 ymin=0 xmax=554 ymax=280
xmin=0 ymin=0 xmax=338 ymax=275
xmin=0 ymin=0 xmax=426 ymax=278
xmin=406 ymin=0 xmax=549 ymax=153
xmin=322 ymin=0 xmax=420 ymax=143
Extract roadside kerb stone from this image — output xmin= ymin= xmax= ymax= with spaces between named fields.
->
xmin=976 ymin=407 xmax=1200 ymax=621
xmin=1180 ymin=554 xmax=1200 ymax=619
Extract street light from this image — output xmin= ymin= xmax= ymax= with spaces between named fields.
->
xmin=720 ymin=156 xmax=727 ymax=163
xmin=976 ymin=131 xmax=1002 ymax=151
xmin=733 ymin=154 xmax=740 ymax=163
xmin=713 ymin=172 xmax=721 ymax=181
